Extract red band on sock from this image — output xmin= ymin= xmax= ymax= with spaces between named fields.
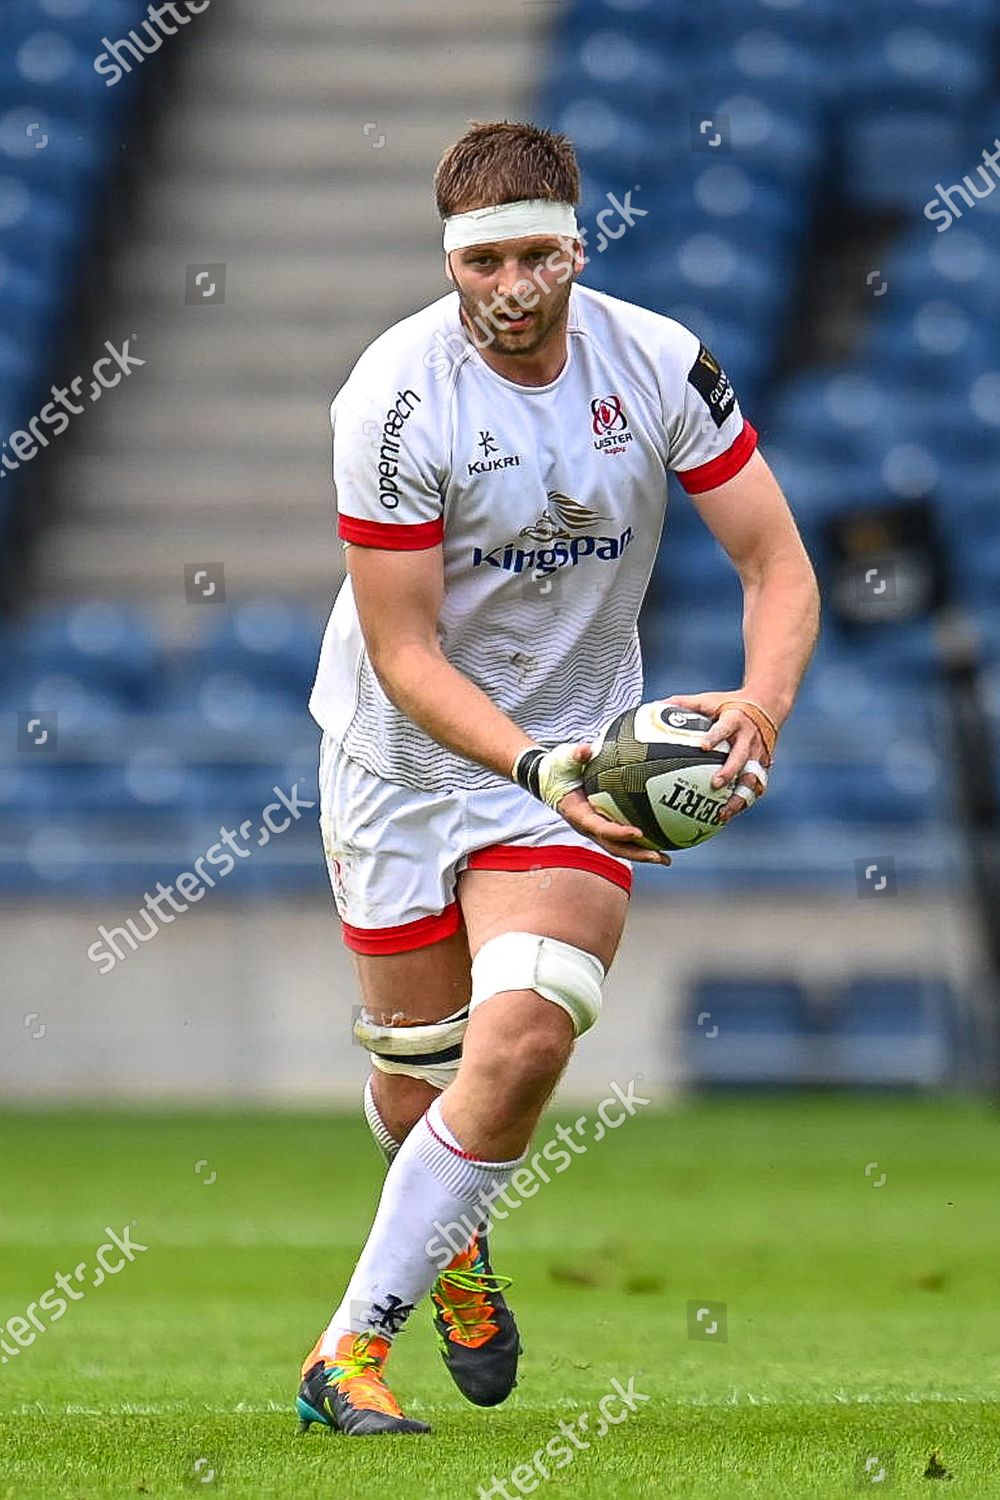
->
xmin=425 ymin=1110 xmax=484 ymax=1163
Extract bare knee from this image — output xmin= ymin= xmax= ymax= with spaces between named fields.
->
xmin=510 ymin=1009 xmax=574 ymax=1088
xmin=441 ymin=995 xmax=574 ymax=1159
xmin=466 ymin=996 xmax=574 ymax=1096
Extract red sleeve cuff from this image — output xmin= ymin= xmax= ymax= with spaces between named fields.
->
xmin=675 ymin=419 xmax=758 ymax=495
xmin=338 ymin=514 xmax=444 ymax=550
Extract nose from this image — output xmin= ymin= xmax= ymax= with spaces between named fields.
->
xmin=496 ymin=259 xmax=532 ymax=304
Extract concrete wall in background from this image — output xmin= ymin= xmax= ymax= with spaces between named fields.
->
xmin=0 ymin=892 xmax=982 ymax=1106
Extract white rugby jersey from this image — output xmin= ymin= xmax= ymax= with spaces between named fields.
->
xmin=309 ymin=282 xmax=757 ymax=792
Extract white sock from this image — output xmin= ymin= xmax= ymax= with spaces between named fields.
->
xmin=320 ymin=1097 xmax=524 ymax=1355
xmin=362 ymin=1075 xmax=400 ymax=1164
xmin=363 ymin=1078 xmax=488 ymax=1264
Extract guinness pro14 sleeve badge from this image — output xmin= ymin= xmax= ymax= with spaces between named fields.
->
xmin=687 ymin=344 xmax=736 ymax=429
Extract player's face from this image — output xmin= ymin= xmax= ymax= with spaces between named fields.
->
xmin=450 ymin=234 xmax=579 ymax=360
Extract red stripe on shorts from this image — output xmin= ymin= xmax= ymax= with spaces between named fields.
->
xmin=341 ymin=900 xmax=462 ymax=955
xmin=466 ymin=843 xmax=632 ymax=894
xmin=338 ymin=514 xmax=444 ymax=549
xmin=675 ymin=418 xmax=758 ymax=494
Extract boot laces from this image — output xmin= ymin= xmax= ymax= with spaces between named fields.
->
xmin=433 ymin=1248 xmax=512 ymax=1346
xmin=324 ymin=1332 xmax=402 ymax=1417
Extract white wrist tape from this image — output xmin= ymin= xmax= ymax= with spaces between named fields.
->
xmin=512 ymin=743 xmax=584 ymax=810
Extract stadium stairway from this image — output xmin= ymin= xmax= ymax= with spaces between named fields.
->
xmin=30 ymin=0 xmax=550 ymax=619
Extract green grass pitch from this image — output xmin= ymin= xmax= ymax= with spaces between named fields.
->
xmin=1 ymin=1097 xmax=998 ymax=1498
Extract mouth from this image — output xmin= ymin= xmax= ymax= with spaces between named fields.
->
xmin=495 ymin=309 xmax=535 ymax=333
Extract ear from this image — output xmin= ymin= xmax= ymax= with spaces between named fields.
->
xmin=572 ymin=239 xmax=586 ymax=275
xmin=443 ymin=251 xmax=455 ymax=284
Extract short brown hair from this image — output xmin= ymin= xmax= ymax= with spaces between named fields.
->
xmin=434 ymin=120 xmax=580 ymax=219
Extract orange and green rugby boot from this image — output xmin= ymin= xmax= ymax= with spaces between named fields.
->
xmin=431 ymin=1232 xmax=520 ymax=1407
xmin=296 ymin=1330 xmax=430 ymax=1436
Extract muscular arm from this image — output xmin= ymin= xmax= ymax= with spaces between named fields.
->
xmin=347 ymin=542 xmax=533 ymax=780
xmin=666 ymin=449 xmax=820 ymax=816
xmin=689 ymin=449 xmax=820 ymax=726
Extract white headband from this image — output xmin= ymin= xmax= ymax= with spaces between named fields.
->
xmin=442 ymin=198 xmax=579 ymax=252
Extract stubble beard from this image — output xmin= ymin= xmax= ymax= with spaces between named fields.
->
xmin=458 ymin=280 xmax=572 ymax=361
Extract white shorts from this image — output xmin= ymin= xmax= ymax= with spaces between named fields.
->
xmin=318 ymin=734 xmax=632 ymax=955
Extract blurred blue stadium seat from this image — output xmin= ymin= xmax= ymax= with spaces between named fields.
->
xmin=696 ymin=0 xmax=844 ymax=48
xmin=774 ymin=368 xmax=891 ymax=440
xmin=4 ymin=0 xmax=143 ymax=38
xmin=0 ymin=4 xmax=146 ymax=563
xmin=804 ymin=757 xmax=940 ymax=825
xmin=35 ymin=757 xmax=219 ymax=818
xmin=0 ymin=29 xmax=120 ymax=123
xmin=0 ymin=118 xmax=108 ymax=245
xmin=841 ymin=111 xmax=970 ymax=212
xmin=0 ymin=254 xmax=55 ymax=348
xmin=683 ymin=976 xmax=814 ymax=1087
xmin=0 ymin=671 xmax=131 ymax=734
xmin=649 ymin=530 xmax=743 ymax=610
xmin=159 ymin=668 xmax=309 ymax=737
xmin=544 ymin=29 xmax=685 ymax=120
xmin=847 ymin=26 xmax=992 ymax=110
xmin=639 ymin=604 xmax=744 ymax=692
xmin=5 ymin=600 xmax=162 ymax=706
xmin=824 ymin=975 xmax=958 ymax=1087
xmin=557 ymin=0 xmax=693 ymax=49
xmin=642 ymin=187 xmax=802 ymax=268
xmin=683 ymin=973 xmax=962 ymax=1088
xmin=704 ymin=92 xmax=823 ymax=185
xmin=861 ymin=0 xmax=996 ymax=37
xmin=196 ymin=598 xmax=322 ymax=696
xmin=862 ymin=299 xmax=991 ymax=388
xmin=0 ymin=758 xmax=61 ymax=814
xmin=718 ymin=29 xmax=827 ymax=105
xmin=884 ymin=226 xmax=1000 ymax=317
xmin=825 ymin=620 xmax=939 ymax=687
xmin=688 ymin=164 xmax=807 ymax=242
xmin=0 ymin=175 xmax=78 ymax=283
xmin=541 ymin=99 xmax=670 ymax=186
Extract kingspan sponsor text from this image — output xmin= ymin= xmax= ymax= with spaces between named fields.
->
xmin=472 ymin=527 xmax=633 ymax=575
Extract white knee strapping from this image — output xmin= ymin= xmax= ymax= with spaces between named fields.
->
xmin=353 ymin=1005 xmax=468 ymax=1089
xmin=469 ymin=932 xmax=605 ymax=1037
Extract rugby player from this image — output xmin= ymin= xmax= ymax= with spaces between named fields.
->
xmin=297 ymin=121 xmax=820 ymax=1435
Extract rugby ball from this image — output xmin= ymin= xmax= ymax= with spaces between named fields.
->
xmin=582 ymin=702 xmax=731 ymax=852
